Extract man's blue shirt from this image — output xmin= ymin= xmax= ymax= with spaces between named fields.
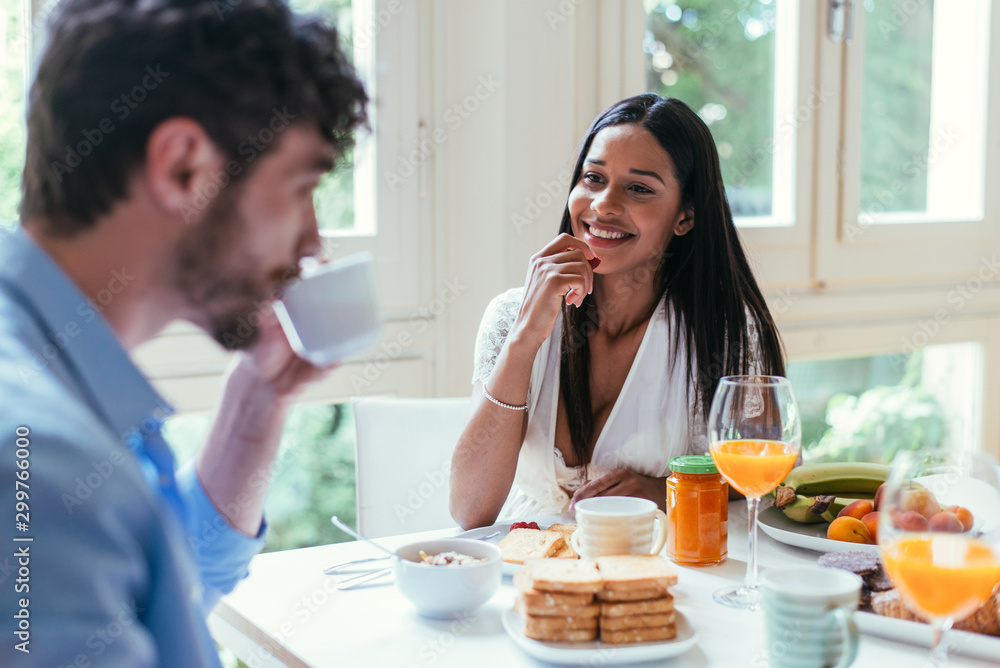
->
xmin=0 ymin=226 xmax=265 ymax=666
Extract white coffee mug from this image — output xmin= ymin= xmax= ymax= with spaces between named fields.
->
xmin=273 ymin=252 xmax=382 ymax=366
xmin=760 ymin=567 xmax=862 ymax=668
xmin=571 ymin=496 xmax=668 ymax=559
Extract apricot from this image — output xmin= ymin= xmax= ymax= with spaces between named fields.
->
xmin=827 ymin=516 xmax=874 ymax=544
xmin=861 ymin=511 xmax=881 ymax=544
xmin=895 ymin=510 xmax=930 ymax=532
xmin=929 ymin=511 xmax=964 ymax=533
xmin=900 ymin=482 xmax=940 ymax=520
xmin=944 ymin=505 xmax=975 ymax=532
xmin=838 ymin=499 xmax=875 ymax=521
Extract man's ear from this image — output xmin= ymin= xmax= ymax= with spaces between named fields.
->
xmin=674 ymin=205 xmax=695 ymax=237
xmin=144 ymin=118 xmax=224 ymax=219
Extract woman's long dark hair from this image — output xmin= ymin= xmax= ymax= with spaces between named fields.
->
xmin=558 ymin=94 xmax=785 ymax=466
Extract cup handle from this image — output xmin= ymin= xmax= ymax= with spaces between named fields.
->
xmin=831 ymin=608 xmax=860 ymax=668
xmin=570 ymin=530 xmax=584 ymax=557
xmin=649 ymin=509 xmax=668 ymax=555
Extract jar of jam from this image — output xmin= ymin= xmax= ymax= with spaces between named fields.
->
xmin=666 ymin=455 xmax=728 ymax=566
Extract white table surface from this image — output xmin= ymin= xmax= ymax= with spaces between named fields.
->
xmin=209 ymin=502 xmax=998 ymax=668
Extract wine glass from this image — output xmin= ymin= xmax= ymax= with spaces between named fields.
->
xmin=708 ymin=375 xmax=801 ymax=609
xmin=878 ymin=450 xmax=1000 ymax=667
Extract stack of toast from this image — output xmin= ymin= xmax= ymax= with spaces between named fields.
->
xmin=514 ymin=560 xmax=603 ymax=641
xmin=514 ymin=554 xmax=679 ymax=644
xmin=595 ymin=555 xmax=678 ymax=643
xmin=498 ymin=523 xmax=579 ymax=564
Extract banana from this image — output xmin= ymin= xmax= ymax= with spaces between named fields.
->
xmin=777 ymin=494 xmax=872 ymax=524
xmin=780 ymin=462 xmax=889 ymax=496
xmin=777 ymin=495 xmax=828 ymax=524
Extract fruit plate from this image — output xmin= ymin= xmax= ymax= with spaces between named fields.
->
xmin=457 ymin=514 xmax=574 ymax=577
xmin=502 ymin=608 xmax=698 ymax=665
xmin=856 ymin=611 xmax=1000 ymax=662
xmin=758 ymin=472 xmax=999 ymax=554
xmin=757 ymin=505 xmax=880 ymax=554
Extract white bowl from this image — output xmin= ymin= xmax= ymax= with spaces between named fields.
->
xmin=393 ymin=538 xmax=502 ymax=619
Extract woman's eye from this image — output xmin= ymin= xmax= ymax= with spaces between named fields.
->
xmin=630 ymin=184 xmax=653 ymax=194
xmin=583 ymin=172 xmax=604 ymax=184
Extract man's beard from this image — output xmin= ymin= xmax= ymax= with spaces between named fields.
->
xmin=172 ymin=186 xmax=298 ymax=350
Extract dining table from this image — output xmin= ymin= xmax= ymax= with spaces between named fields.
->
xmin=208 ymin=500 xmax=999 ymax=667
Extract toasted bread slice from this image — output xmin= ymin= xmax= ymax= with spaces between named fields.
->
xmin=551 ymin=542 xmax=579 ymax=559
xmin=600 ymin=610 xmax=676 ymax=631
xmin=525 ymin=558 xmax=603 ymax=594
xmin=523 ymin=613 xmax=599 ymax=634
xmin=595 ymin=555 xmax=678 ymax=592
xmin=499 ymin=529 xmax=566 ymax=565
xmin=601 ymin=624 xmax=676 ymax=644
xmin=872 ymin=589 xmax=1000 ymax=637
xmin=547 ymin=523 xmax=578 ymax=534
xmin=516 ymin=598 xmax=601 ymax=617
xmin=524 ymin=626 xmax=598 ymax=642
xmin=596 ymin=586 xmax=670 ymax=602
xmin=514 ymin=571 xmax=595 ymax=609
xmin=600 ymin=594 xmax=674 ymax=617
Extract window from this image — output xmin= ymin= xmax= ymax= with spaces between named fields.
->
xmin=788 ymin=343 xmax=983 ymax=464
xmin=165 ymin=402 xmax=358 ymax=550
xmin=644 ymin=0 xmax=797 ymax=225
xmin=858 ymin=0 xmax=990 ymax=224
xmin=0 ymin=1 xmax=26 ymax=230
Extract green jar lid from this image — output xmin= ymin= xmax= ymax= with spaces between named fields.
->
xmin=669 ymin=455 xmax=719 ymax=475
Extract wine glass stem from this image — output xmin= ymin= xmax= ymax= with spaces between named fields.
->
xmin=930 ymin=618 xmax=953 ymax=667
xmin=745 ymin=495 xmax=760 ymax=591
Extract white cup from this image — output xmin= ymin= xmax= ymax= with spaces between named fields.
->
xmin=760 ymin=568 xmax=862 ymax=668
xmin=273 ymin=252 xmax=382 ymax=366
xmin=571 ymin=496 xmax=668 ymax=559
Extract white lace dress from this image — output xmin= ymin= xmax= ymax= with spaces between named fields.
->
xmin=472 ymin=287 xmax=748 ymax=519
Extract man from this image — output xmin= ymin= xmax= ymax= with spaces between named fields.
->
xmin=0 ymin=0 xmax=367 ymax=665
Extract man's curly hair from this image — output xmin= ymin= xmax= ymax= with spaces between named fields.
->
xmin=21 ymin=0 xmax=368 ymax=236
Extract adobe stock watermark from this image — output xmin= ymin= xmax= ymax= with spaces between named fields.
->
xmin=894 ymin=254 xmax=1000 ymax=365
xmin=511 ymin=168 xmax=572 ymax=234
xmin=874 ymin=0 xmax=931 ymax=39
xmin=394 ymin=458 xmax=449 ymax=525
xmin=846 ymin=126 xmax=959 ymax=243
xmin=383 ymin=76 xmax=502 ymax=192
xmin=729 ymin=86 xmax=833 ymax=189
xmin=404 ymin=612 xmax=477 ymax=668
xmin=545 ymin=0 xmax=588 ymax=30
xmin=17 ymin=267 xmax=136 ymax=384
xmin=180 ymin=106 xmax=299 ymax=224
xmin=50 ymin=66 xmax=170 ymax=182
xmin=56 ymin=600 xmax=144 ymax=668
xmin=350 ymin=277 xmax=468 ymax=392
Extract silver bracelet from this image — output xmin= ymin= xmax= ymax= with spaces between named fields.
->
xmin=482 ymin=384 xmax=528 ymax=411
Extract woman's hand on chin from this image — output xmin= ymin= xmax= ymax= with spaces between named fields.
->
xmin=510 ymin=233 xmax=597 ymax=349
xmin=569 ymin=467 xmax=666 ymax=512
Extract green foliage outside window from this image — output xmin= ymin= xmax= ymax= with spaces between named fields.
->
xmin=1 ymin=6 xmax=26 ymax=230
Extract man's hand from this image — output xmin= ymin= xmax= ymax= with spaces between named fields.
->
xmin=238 ymin=304 xmax=332 ymax=401
xmin=570 ymin=467 xmax=667 ymax=512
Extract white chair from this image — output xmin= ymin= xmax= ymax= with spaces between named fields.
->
xmin=352 ymin=396 xmax=472 ymax=538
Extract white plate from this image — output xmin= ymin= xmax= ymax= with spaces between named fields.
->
xmin=856 ymin=611 xmax=1000 ymax=662
xmin=502 ymin=608 xmax=697 ymax=665
xmin=758 ymin=473 xmax=1000 ymax=555
xmin=757 ymin=505 xmax=880 ymax=554
xmin=458 ymin=515 xmax=574 ymax=576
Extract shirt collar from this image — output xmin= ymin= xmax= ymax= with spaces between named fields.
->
xmin=0 ymin=226 xmax=174 ymax=439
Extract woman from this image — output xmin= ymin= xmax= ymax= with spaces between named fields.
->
xmin=450 ymin=94 xmax=784 ymax=530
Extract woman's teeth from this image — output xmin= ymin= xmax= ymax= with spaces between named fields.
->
xmin=589 ymin=225 xmax=629 ymax=240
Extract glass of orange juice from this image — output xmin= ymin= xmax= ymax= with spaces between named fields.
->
xmin=708 ymin=375 xmax=801 ymax=609
xmin=878 ymin=450 xmax=1000 ymax=667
